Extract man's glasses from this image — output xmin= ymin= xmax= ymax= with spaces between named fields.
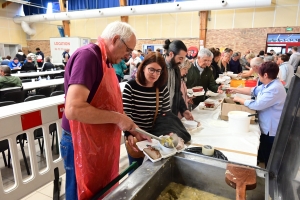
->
xmin=148 ymin=67 xmax=162 ymax=75
xmin=121 ymin=39 xmax=133 ymax=53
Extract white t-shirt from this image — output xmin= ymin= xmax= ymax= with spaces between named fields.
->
xmin=127 ymin=57 xmax=141 ymax=76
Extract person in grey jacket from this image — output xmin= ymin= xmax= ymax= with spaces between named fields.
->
xmin=277 ymin=54 xmax=294 ymax=90
xmin=288 ymin=46 xmax=300 ymax=73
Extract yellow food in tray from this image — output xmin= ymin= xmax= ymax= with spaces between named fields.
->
xmin=157 ymin=182 xmax=230 ymax=200
xmin=160 ymin=136 xmax=174 ymax=147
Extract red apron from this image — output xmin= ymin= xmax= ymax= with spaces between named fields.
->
xmin=70 ymin=38 xmax=122 ymax=200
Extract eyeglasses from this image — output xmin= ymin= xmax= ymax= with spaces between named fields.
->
xmin=148 ymin=67 xmax=162 ymax=75
xmin=120 ymin=39 xmax=133 ymax=53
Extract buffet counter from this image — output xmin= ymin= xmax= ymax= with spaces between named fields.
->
xmin=188 ymin=94 xmax=261 ymax=166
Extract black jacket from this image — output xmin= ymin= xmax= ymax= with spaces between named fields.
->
xmin=42 ymin=62 xmax=55 ymax=71
xmin=21 ymin=62 xmax=37 ymax=71
xmin=211 ymin=60 xmax=222 ymax=80
xmin=169 ymin=64 xmax=188 ymax=115
xmin=16 ymin=52 xmax=26 ymax=62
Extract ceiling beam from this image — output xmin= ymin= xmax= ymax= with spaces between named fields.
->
xmin=199 ymin=11 xmax=208 ymax=48
xmin=120 ymin=0 xmax=128 ymax=23
xmin=59 ymin=0 xmax=70 ymax=36
xmin=2 ymin=1 xmax=12 ymax=9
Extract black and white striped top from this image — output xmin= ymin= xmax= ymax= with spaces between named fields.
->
xmin=123 ymin=80 xmax=171 ymax=132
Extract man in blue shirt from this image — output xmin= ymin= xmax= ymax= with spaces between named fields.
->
xmin=8 ymin=58 xmax=21 ymax=69
xmin=1 ymin=56 xmax=10 ymax=65
xmin=230 ymin=61 xmax=286 ymax=167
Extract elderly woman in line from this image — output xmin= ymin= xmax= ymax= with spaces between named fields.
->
xmin=229 ymin=61 xmax=286 ymax=168
xmin=240 ymin=53 xmax=256 ymax=78
xmin=178 ymin=58 xmax=192 ymax=118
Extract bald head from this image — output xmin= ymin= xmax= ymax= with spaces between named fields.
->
xmin=250 ymin=57 xmax=264 ymax=72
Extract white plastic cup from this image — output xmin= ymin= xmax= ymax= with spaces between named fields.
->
xmin=37 ymin=70 xmax=39 ymax=72
xmin=17 ymin=71 xmax=20 ymax=74
xmin=51 ymin=68 xmax=53 ymax=71
xmin=228 ymin=111 xmax=251 ymax=134
xmin=31 ymin=79 xmax=35 ymax=82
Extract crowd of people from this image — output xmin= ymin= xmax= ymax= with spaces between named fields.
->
xmin=0 ymin=48 xmax=63 ymax=89
xmin=0 ymin=20 xmax=291 ymax=199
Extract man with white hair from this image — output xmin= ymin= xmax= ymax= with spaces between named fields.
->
xmin=186 ymin=48 xmax=222 ymax=109
xmin=126 ymin=50 xmax=141 ymax=76
xmin=61 ymin=21 xmax=149 ymax=199
xmin=230 ymin=57 xmax=264 ymax=95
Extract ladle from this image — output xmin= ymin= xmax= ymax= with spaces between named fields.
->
xmin=135 ymin=128 xmax=178 ymax=148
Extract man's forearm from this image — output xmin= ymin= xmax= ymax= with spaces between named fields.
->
xmin=65 ymin=101 xmax=121 ymax=125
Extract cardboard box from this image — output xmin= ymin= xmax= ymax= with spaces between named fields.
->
xmin=220 ymin=98 xmax=256 ymax=124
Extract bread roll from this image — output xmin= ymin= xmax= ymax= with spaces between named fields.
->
xmin=144 ymin=147 xmax=161 ymax=160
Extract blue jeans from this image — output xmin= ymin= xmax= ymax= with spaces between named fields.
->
xmin=60 ymin=129 xmax=78 ymax=200
xmin=127 ymin=154 xmax=144 ymax=175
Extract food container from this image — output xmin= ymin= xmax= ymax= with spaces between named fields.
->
xmin=245 ymin=80 xmax=258 ymax=87
xmin=192 ymin=86 xmax=203 ymax=92
xmin=182 ymin=120 xmax=198 ymax=129
xmin=104 ymin=74 xmax=300 ymax=200
xmin=230 ymin=79 xmax=245 ymax=88
xmin=204 ymin=100 xmax=215 ymax=108
xmin=228 ymin=111 xmax=251 ymax=134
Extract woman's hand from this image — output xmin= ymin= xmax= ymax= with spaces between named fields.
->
xmin=127 ymin=135 xmax=139 ymax=152
xmin=217 ymin=85 xmax=224 ymax=94
xmin=183 ymin=110 xmax=194 ymax=120
xmin=233 ymin=96 xmax=246 ymax=105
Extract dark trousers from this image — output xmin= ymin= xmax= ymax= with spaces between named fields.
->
xmin=258 ymin=133 xmax=275 ymax=168
xmin=37 ymin=62 xmax=43 ymax=68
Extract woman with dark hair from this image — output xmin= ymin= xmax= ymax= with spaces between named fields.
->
xmin=210 ymin=48 xmax=222 ymax=79
xmin=123 ymin=52 xmax=171 ymax=171
xmin=230 ymin=61 xmax=286 ymax=167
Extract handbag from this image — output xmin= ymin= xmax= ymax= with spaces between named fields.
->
xmin=151 ymin=88 xmax=191 ymax=143
xmin=124 ymin=88 xmax=160 ymax=158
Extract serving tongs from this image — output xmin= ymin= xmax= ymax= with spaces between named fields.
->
xmin=135 ymin=128 xmax=178 ymax=148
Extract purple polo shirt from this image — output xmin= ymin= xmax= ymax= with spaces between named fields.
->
xmin=62 ymin=43 xmax=103 ymax=132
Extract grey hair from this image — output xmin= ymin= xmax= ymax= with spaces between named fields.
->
xmin=45 ymin=56 xmax=51 ymax=62
xmin=197 ymin=48 xmax=213 ymax=58
xmin=264 ymin=56 xmax=274 ymax=62
xmin=132 ymin=50 xmax=138 ymax=55
xmin=101 ymin=21 xmax=135 ymax=42
xmin=232 ymin=52 xmax=239 ymax=57
xmin=250 ymin=57 xmax=264 ymax=68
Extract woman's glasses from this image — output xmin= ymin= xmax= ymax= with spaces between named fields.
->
xmin=148 ymin=67 xmax=162 ymax=75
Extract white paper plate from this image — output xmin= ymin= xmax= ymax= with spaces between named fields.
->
xmin=136 ymin=139 xmax=185 ymax=163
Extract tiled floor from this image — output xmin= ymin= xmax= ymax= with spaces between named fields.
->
xmin=18 ymin=143 xmax=129 ymax=200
